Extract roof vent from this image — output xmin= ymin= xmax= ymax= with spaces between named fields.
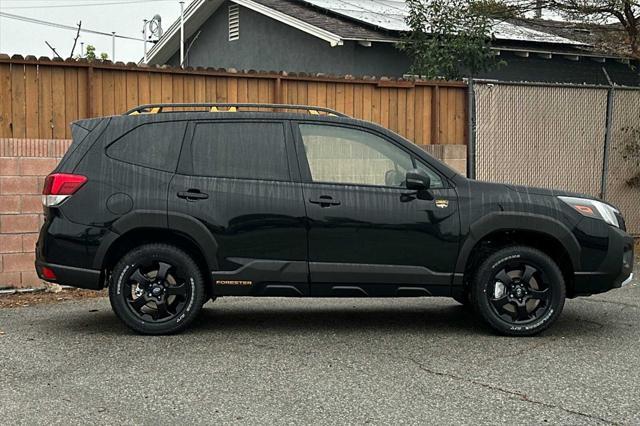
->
xmin=229 ymin=4 xmax=240 ymax=41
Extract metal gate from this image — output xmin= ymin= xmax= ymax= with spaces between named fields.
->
xmin=468 ymin=80 xmax=640 ymax=235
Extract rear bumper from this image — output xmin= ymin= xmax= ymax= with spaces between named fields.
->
xmin=35 ymin=260 xmax=103 ymax=290
xmin=572 ymin=227 xmax=634 ymax=296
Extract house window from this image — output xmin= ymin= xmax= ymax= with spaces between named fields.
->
xmin=228 ymin=4 xmax=239 ymax=41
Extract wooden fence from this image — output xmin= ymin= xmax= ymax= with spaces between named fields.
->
xmin=0 ymin=56 xmax=468 ymax=145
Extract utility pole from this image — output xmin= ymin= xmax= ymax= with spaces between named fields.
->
xmin=112 ymin=31 xmax=116 ymax=61
xmin=180 ymin=1 xmax=185 ymax=67
xmin=143 ymin=19 xmax=148 ymax=63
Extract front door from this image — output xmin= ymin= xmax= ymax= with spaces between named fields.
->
xmin=168 ymin=119 xmax=308 ymax=296
xmin=293 ymin=122 xmax=460 ymax=297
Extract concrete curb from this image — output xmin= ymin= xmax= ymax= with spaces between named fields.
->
xmin=0 ymin=285 xmax=72 ymax=296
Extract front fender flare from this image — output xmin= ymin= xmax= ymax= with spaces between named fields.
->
xmin=454 ymin=212 xmax=581 ymax=275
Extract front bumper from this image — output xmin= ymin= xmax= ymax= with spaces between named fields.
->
xmin=573 ymin=226 xmax=634 ymax=296
xmin=620 ymin=273 xmax=634 ymax=288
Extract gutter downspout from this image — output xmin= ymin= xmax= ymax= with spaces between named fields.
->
xmin=180 ymin=1 xmax=185 ymax=67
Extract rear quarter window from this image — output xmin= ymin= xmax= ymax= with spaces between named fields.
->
xmin=190 ymin=121 xmax=290 ymax=181
xmin=106 ymin=121 xmax=187 ymax=172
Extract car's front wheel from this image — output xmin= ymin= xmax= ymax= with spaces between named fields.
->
xmin=470 ymin=246 xmax=565 ymax=336
xmin=109 ymin=244 xmax=206 ymax=335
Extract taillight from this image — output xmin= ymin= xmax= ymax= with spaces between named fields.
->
xmin=42 ymin=173 xmax=87 ymax=207
xmin=41 ymin=266 xmax=57 ymax=280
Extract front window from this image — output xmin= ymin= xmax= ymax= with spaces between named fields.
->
xmin=299 ymin=124 xmax=413 ymax=187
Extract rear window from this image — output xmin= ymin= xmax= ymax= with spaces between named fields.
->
xmin=190 ymin=122 xmax=290 ymax=181
xmin=106 ymin=121 xmax=186 ymax=172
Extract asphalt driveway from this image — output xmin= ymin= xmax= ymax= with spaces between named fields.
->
xmin=1 ymin=278 xmax=639 ymax=425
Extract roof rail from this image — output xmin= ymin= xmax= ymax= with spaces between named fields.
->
xmin=124 ymin=103 xmax=348 ymax=117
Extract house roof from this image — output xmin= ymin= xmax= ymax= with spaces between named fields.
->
xmin=299 ymin=0 xmax=584 ymax=45
xmin=145 ymin=0 xmax=631 ymax=65
xmin=513 ymin=19 xmax=633 ymax=57
xmin=250 ymin=0 xmax=395 ymax=41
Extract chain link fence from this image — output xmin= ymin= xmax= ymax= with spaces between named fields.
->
xmin=605 ymin=89 xmax=640 ymax=235
xmin=470 ymin=80 xmax=640 ymax=235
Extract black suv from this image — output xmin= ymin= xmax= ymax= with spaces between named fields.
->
xmin=36 ymin=103 xmax=634 ymax=336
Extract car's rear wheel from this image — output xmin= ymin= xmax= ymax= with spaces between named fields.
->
xmin=470 ymin=246 xmax=565 ymax=336
xmin=109 ymin=244 xmax=206 ymax=335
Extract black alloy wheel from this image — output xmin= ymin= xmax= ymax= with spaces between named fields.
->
xmin=488 ymin=263 xmax=551 ymax=324
xmin=125 ymin=261 xmax=190 ymax=322
xmin=109 ymin=244 xmax=206 ymax=335
xmin=471 ymin=246 xmax=566 ymax=336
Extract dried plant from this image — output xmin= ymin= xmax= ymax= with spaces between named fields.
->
xmin=619 ymin=125 xmax=640 ymax=187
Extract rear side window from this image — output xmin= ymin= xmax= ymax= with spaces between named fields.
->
xmin=190 ymin=122 xmax=290 ymax=181
xmin=107 ymin=121 xmax=186 ymax=172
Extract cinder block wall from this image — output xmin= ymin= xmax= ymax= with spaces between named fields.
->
xmin=0 ymin=139 xmax=70 ymax=289
xmin=422 ymin=144 xmax=467 ymax=176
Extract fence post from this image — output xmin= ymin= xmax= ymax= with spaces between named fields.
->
xmin=600 ymin=87 xmax=614 ymax=200
xmin=431 ymin=85 xmax=440 ymax=145
xmin=467 ymin=78 xmax=476 ymax=179
xmin=274 ymin=76 xmax=282 ymax=104
xmin=87 ymin=65 xmax=94 ymax=118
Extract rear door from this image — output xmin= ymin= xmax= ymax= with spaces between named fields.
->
xmin=168 ymin=119 xmax=308 ymax=296
xmin=293 ymin=122 xmax=460 ymax=297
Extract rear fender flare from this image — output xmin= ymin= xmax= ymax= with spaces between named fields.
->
xmin=167 ymin=212 xmax=219 ymax=271
xmin=95 ymin=210 xmax=218 ymax=271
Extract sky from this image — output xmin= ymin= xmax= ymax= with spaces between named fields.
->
xmin=0 ymin=0 xmax=195 ymax=62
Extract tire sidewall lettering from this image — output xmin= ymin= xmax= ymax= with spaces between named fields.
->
xmin=176 ymin=277 xmax=196 ymax=324
xmin=116 ymin=264 xmax=131 ymax=296
xmin=491 ymin=254 xmax=521 ymax=270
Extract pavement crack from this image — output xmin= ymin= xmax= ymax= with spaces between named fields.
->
xmin=406 ymin=357 xmax=617 ymax=425
xmin=580 ymin=298 xmax=639 ymax=310
xmin=576 ymin=318 xmax=606 ymax=328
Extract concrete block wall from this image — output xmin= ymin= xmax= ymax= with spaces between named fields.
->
xmin=0 ymin=139 xmax=70 ymax=289
xmin=421 ymin=144 xmax=468 ymax=177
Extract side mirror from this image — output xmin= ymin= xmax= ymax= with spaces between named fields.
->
xmin=405 ymin=169 xmax=431 ymax=190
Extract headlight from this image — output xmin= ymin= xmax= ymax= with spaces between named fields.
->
xmin=558 ymin=196 xmax=620 ymax=228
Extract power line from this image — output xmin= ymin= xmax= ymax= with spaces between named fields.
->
xmin=0 ymin=11 xmax=143 ymax=41
xmin=0 ymin=0 xmax=174 ymax=10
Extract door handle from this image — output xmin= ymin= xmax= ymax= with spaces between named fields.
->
xmin=309 ymin=196 xmax=341 ymax=207
xmin=177 ymin=189 xmax=209 ymax=201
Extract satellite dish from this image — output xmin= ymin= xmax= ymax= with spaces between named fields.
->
xmin=150 ymin=15 xmax=163 ymax=38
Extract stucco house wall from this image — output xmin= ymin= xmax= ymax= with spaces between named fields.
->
xmin=169 ymin=2 xmax=412 ymax=77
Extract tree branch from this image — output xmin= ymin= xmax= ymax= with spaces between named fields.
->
xmin=69 ymin=21 xmax=82 ymax=59
xmin=45 ymin=41 xmax=62 ymax=59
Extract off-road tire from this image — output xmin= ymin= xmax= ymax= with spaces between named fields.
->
xmin=109 ymin=244 xmax=206 ymax=335
xmin=470 ymin=246 xmax=566 ymax=336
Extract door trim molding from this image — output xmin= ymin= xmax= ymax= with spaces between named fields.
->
xmin=309 ymin=261 xmax=453 ymax=286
